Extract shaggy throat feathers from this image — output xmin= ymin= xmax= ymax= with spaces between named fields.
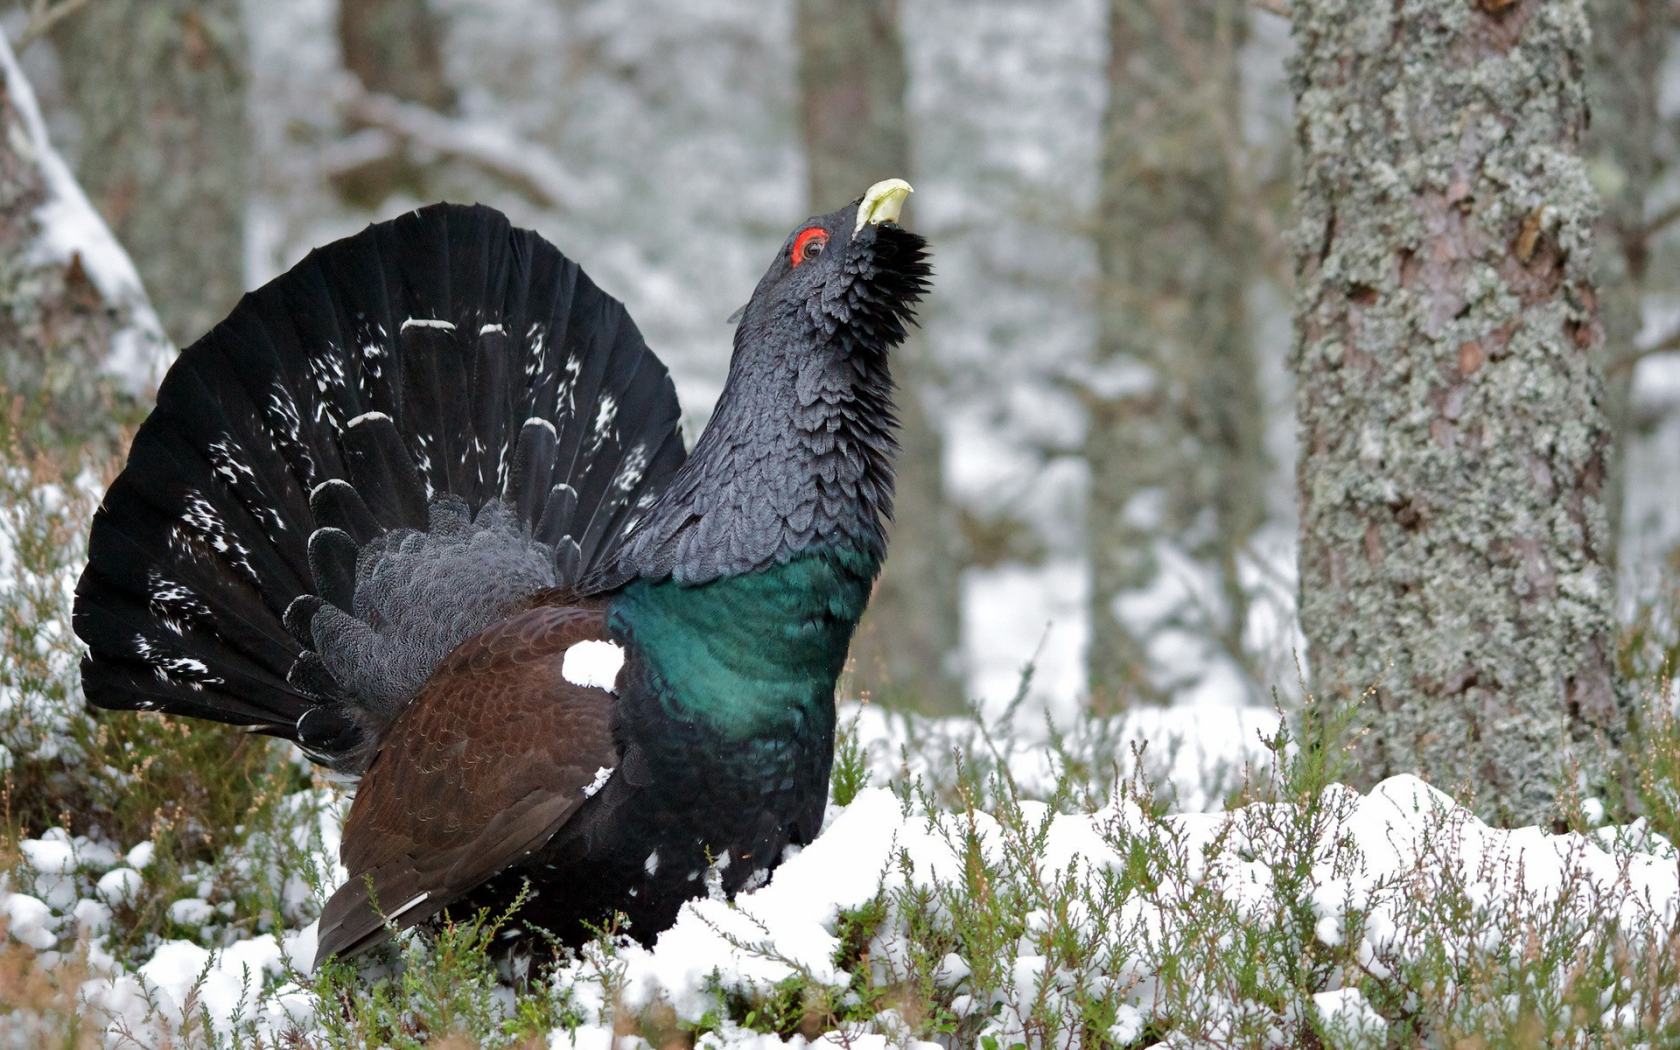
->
xmin=610 ymin=178 xmax=930 ymax=585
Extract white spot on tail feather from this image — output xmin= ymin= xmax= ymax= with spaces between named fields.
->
xmin=563 ymin=640 xmax=623 ymax=692
xmin=613 ymin=441 xmax=649 ymax=492
xmin=175 ymin=490 xmax=260 ymax=585
xmin=400 ymin=318 xmax=455 ymax=332
xmin=555 ymin=354 xmax=580 ymax=412
xmin=588 ymin=394 xmax=617 ymax=453
xmin=148 ymin=570 xmax=212 ymax=636
xmin=208 ymin=437 xmax=256 ymax=487
xmin=479 ymin=323 xmax=505 ymax=335
xmin=209 ymin=436 xmax=286 ymax=537
xmin=347 ymin=411 xmax=390 ymax=429
xmin=132 ymin=635 xmax=222 ymax=689
xmin=265 ymin=383 xmax=317 ymax=486
xmin=524 ymin=417 xmax=557 ymax=439
xmin=643 ymin=851 xmax=660 ymax=876
xmin=523 ymin=324 xmax=548 ymax=380
xmin=306 ymin=352 xmax=348 ymax=431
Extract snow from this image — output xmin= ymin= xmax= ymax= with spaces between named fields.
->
xmin=962 ymin=558 xmax=1088 ymax=717
xmin=847 ymin=699 xmax=1279 ymax=812
xmin=527 ymin=775 xmax=1677 ymax=1046
xmin=167 ymin=898 xmax=216 ymax=927
xmin=0 ymin=26 xmax=172 ymax=393
xmin=2 ymin=893 xmax=58 ymax=950
xmin=4 ymin=767 xmax=1665 ymax=1046
xmin=19 ymin=836 xmax=75 ymax=875
xmin=126 ymin=842 xmax=156 ymax=871
xmin=1312 ymin=987 xmax=1386 ymax=1042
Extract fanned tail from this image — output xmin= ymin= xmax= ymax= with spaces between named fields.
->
xmin=74 ymin=204 xmax=685 ymax=769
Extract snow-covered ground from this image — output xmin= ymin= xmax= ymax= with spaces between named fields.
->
xmin=5 ymin=759 xmax=1676 ymax=1047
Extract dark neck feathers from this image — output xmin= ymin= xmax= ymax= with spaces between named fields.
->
xmin=611 ymin=315 xmax=898 ymax=585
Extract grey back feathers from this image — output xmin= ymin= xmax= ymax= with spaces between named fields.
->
xmin=300 ymin=496 xmax=556 ymax=749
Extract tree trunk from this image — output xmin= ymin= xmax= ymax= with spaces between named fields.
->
xmin=53 ymin=0 xmax=247 ymax=349
xmin=0 ymin=28 xmax=169 ymax=451
xmin=797 ymin=0 xmax=965 ymax=714
xmin=334 ymin=0 xmax=457 ymax=208
xmin=1585 ymin=0 xmax=1663 ymax=568
xmin=1087 ymin=0 xmax=1264 ymax=706
xmin=1289 ymin=0 xmax=1627 ymax=823
xmin=339 ymin=0 xmax=455 ymax=110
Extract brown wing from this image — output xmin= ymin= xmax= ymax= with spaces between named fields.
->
xmin=313 ymin=600 xmax=619 ymax=963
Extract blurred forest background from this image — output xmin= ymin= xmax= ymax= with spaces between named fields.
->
xmin=2 ymin=0 xmax=1675 ymax=746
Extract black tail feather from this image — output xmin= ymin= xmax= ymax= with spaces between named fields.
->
xmin=76 ymin=204 xmax=686 ymax=766
xmin=339 ymin=412 xmax=429 ymax=530
xmin=309 ymin=480 xmax=380 ymax=547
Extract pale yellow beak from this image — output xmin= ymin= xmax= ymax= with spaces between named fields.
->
xmin=853 ymin=178 xmax=914 ymax=236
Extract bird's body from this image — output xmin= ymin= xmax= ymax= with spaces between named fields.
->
xmin=72 ymin=184 xmax=927 ymax=966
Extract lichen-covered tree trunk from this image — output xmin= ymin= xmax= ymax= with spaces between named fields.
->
xmin=797 ymin=0 xmax=964 ymax=713
xmin=54 ymin=0 xmax=247 ymax=348
xmin=1087 ymin=0 xmax=1264 ymax=705
xmin=0 ymin=29 xmax=168 ymax=451
xmin=1289 ymin=0 xmax=1627 ymax=823
xmin=1586 ymin=0 xmax=1664 ymax=566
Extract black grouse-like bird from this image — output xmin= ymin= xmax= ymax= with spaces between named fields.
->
xmin=72 ymin=180 xmax=927 ymax=965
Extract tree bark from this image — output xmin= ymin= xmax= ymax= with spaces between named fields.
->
xmin=1289 ymin=0 xmax=1627 ymax=823
xmin=53 ymin=0 xmax=247 ymax=348
xmin=339 ymin=0 xmax=455 ymax=111
xmin=333 ymin=0 xmax=457 ymax=208
xmin=1585 ymin=0 xmax=1663 ymax=568
xmin=797 ymin=0 xmax=965 ymax=714
xmin=0 ymin=28 xmax=168 ymax=451
xmin=1087 ymin=0 xmax=1265 ymax=706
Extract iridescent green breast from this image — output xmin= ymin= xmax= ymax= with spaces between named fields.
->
xmin=607 ymin=544 xmax=879 ymax=739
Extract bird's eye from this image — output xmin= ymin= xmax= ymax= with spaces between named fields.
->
xmin=791 ymin=227 xmax=828 ymax=267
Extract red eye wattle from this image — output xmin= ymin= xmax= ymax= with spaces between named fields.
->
xmin=791 ymin=227 xmax=829 ymax=267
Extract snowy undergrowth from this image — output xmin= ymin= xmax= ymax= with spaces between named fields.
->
xmin=6 ymin=433 xmax=1680 ymax=1049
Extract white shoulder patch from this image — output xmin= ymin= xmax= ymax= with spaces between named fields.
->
xmin=562 ymin=640 xmax=624 ymax=691
xmin=583 ymin=765 xmax=615 ymax=798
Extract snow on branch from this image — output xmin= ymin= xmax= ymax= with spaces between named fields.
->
xmin=0 ymin=24 xmax=172 ymax=394
xmin=331 ymin=77 xmax=595 ymax=213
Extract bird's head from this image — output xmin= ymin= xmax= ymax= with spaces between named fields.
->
xmin=732 ymin=178 xmax=931 ymax=361
xmin=607 ymin=181 xmax=931 ymax=583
